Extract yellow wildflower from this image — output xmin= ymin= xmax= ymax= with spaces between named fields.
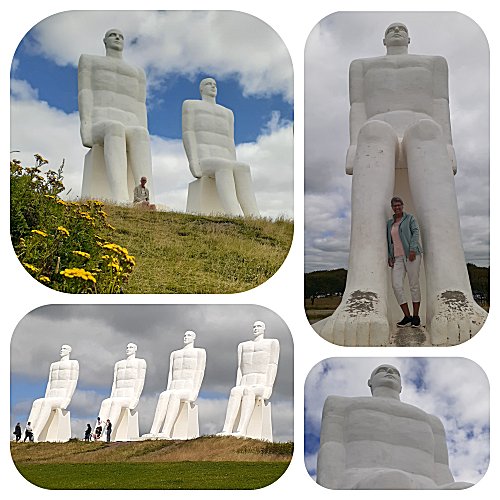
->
xmin=72 ymin=250 xmax=91 ymax=259
xmin=23 ymin=262 xmax=40 ymax=273
xmin=60 ymin=268 xmax=97 ymax=283
xmin=39 ymin=276 xmax=51 ymax=283
xmin=31 ymin=229 xmax=48 ymax=237
xmin=57 ymin=226 xmax=70 ymax=236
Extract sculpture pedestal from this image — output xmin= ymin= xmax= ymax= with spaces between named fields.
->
xmin=186 ymin=177 xmax=225 ymax=215
xmin=112 ymin=408 xmax=139 ymax=442
xmin=37 ymin=408 xmax=71 ymax=443
xmin=168 ymin=401 xmax=199 ymax=440
xmin=235 ymin=399 xmax=273 ymax=442
xmin=81 ymin=145 xmax=135 ymax=203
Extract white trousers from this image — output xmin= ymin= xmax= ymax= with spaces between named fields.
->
xmin=392 ymin=255 xmax=422 ymax=305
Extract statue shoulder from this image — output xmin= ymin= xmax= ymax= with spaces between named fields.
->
xmin=78 ymin=53 xmax=100 ymax=67
xmin=323 ymin=394 xmax=353 ymax=415
xmin=182 ymin=99 xmax=201 ymax=110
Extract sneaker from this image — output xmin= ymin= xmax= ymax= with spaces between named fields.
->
xmin=411 ymin=316 xmax=421 ymax=328
xmin=397 ymin=316 xmax=413 ymax=327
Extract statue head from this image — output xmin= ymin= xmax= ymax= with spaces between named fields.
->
xmin=368 ymin=364 xmax=402 ymax=395
xmin=383 ymin=23 xmax=410 ymax=49
xmin=60 ymin=344 xmax=72 ymax=357
xmin=184 ymin=330 xmax=196 ymax=345
xmin=253 ymin=320 xmax=266 ymax=337
xmin=103 ymin=29 xmax=124 ymax=53
xmin=126 ymin=342 xmax=138 ymax=356
xmin=199 ymin=77 xmax=217 ymax=99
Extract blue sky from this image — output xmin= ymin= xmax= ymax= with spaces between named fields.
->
xmin=10 ymin=305 xmax=293 ymax=441
xmin=10 ymin=10 xmax=294 ymax=217
xmin=304 ymin=357 xmax=490 ymax=485
xmin=305 ymin=12 xmax=489 ymax=271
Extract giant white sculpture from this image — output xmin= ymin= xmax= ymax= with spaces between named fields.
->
xmin=182 ymin=77 xmax=260 ymax=217
xmin=78 ymin=29 xmax=154 ymax=203
xmin=97 ymin=342 xmax=147 ymax=442
xmin=142 ymin=330 xmax=206 ymax=440
xmin=317 ymin=364 xmax=473 ymax=490
xmin=315 ymin=22 xmax=486 ymax=346
xmin=219 ymin=321 xmax=279 ymax=441
xmin=27 ymin=345 xmax=79 ymax=442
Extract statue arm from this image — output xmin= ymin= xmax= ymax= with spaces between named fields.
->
xmin=428 ymin=414 xmax=455 ymax=485
xmin=78 ymin=55 xmax=94 ymax=148
xmin=317 ymin=396 xmax=348 ymax=489
xmin=44 ymin=362 xmax=54 ymax=398
xmin=166 ymin=352 xmax=175 ymax=391
xmin=191 ymin=349 xmax=206 ymax=401
xmin=131 ymin=359 xmax=147 ymax=409
xmin=137 ymin=68 xmax=149 ymax=129
xmin=61 ymin=361 xmax=79 ymax=409
xmin=182 ymin=101 xmax=202 ymax=178
xmin=264 ymin=340 xmax=280 ymax=399
xmin=432 ymin=56 xmax=457 ymax=173
xmin=235 ymin=343 xmax=243 ymax=387
xmin=346 ymin=59 xmax=368 ymax=174
xmin=110 ymin=361 xmax=119 ymax=398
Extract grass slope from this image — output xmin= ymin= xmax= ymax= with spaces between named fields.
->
xmin=105 ymin=206 xmax=293 ymax=294
xmin=11 ymin=436 xmax=293 ymax=490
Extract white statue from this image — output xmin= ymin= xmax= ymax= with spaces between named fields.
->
xmin=78 ymin=29 xmax=154 ymax=203
xmin=97 ymin=342 xmax=147 ymax=441
xmin=182 ymin=77 xmax=260 ymax=217
xmin=219 ymin=321 xmax=279 ymax=440
xmin=142 ymin=330 xmax=206 ymax=440
xmin=27 ymin=345 xmax=79 ymax=442
xmin=316 ymin=22 xmax=486 ymax=346
xmin=317 ymin=364 xmax=473 ymax=490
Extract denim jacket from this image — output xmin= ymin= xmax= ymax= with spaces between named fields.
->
xmin=387 ymin=212 xmax=422 ymax=259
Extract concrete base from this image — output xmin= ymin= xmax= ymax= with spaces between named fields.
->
xmin=186 ymin=177 xmax=225 ymax=215
xmin=37 ymin=408 xmax=71 ymax=442
xmin=81 ymin=145 xmax=135 ymax=203
xmin=112 ymin=408 xmax=139 ymax=442
xmin=234 ymin=399 xmax=273 ymax=442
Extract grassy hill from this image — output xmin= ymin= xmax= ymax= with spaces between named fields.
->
xmin=91 ymin=206 xmax=292 ymax=294
xmin=11 ymin=436 xmax=293 ymax=489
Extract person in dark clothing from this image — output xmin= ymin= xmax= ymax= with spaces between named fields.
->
xmin=13 ymin=423 xmax=22 ymax=442
xmin=84 ymin=424 xmax=92 ymax=441
xmin=105 ymin=419 xmax=112 ymax=442
xmin=24 ymin=421 xmax=34 ymax=442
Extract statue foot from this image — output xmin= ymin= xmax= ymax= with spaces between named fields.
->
xmin=318 ymin=290 xmax=390 ymax=346
xmin=429 ymin=290 xmax=487 ymax=345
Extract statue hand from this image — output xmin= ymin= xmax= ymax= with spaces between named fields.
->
xmin=80 ymin=125 xmax=93 ymax=148
xmin=189 ymin=160 xmax=202 ymax=178
xmin=346 ymin=145 xmax=357 ymax=174
xmin=447 ymin=145 xmax=457 ymax=174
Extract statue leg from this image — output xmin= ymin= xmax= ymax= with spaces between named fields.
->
xmin=221 ymin=387 xmax=244 ymax=433
xmin=214 ymin=165 xmax=244 ymax=217
xmin=404 ymin=119 xmax=487 ymax=345
xmin=235 ymin=389 xmax=257 ymax=435
xmin=98 ymin=398 xmax=112 ymax=422
xmin=127 ymin=127 xmax=154 ymax=200
xmin=29 ymin=399 xmax=53 ymax=440
xmin=233 ymin=163 xmax=260 ymax=217
xmin=318 ymin=120 xmax=397 ymax=346
xmin=161 ymin=392 xmax=184 ymax=437
xmin=148 ymin=392 xmax=170 ymax=435
xmin=102 ymin=122 xmax=130 ymax=202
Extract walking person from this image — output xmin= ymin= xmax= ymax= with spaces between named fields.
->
xmin=13 ymin=422 xmax=22 ymax=442
xmin=105 ymin=419 xmax=112 ymax=442
xmin=387 ymin=197 xmax=423 ymax=327
xmin=24 ymin=421 xmax=34 ymax=442
xmin=84 ymin=423 xmax=92 ymax=442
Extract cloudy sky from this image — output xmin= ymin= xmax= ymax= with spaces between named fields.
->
xmin=305 ymin=12 xmax=489 ymax=272
xmin=11 ymin=305 xmax=293 ymax=441
xmin=10 ymin=10 xmax=293 ymax=219
xmin=304 ymin=357 xmax=490 ymax=485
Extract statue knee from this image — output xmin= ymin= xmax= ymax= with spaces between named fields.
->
xmin=358 ymin=120 xmax=398 ymax=145
xmin=126 ymin=126 xmax=149 ymax=141
xmin=104 ymin=121 xmax=126 ymax=138
xmin=405 ymin=119 xmax=443 ymax=142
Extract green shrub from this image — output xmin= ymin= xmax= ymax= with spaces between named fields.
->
xmin=10 ymin=155 xmax=136 ymax=293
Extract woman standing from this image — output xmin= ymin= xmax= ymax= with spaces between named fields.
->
xmin=387 ymin=197 xmax=423 ymax=327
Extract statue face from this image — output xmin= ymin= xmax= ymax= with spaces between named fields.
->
xmin=384 ymin=23 xmax=409 ymax=47
xmin=369 ymin=364 xmax=402 ymax=393
xmin=60 ymin=344 xmax=72 ymax=357
xmin=126 ymin=343 xmax=137 ymax=356
xmin=104 ymin=29 xmax=124 ymax=51
xmin=253 ymin=321 xmax=266 ymax=336
xmin=200 ymin=78 xmax=217 ymax=98
xmin=184 ymin=330 xmax=196 ymax=344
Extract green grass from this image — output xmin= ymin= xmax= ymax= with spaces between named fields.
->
xmin=15 ymin=462 xmax=290 ymax=489
xmin=104 ymin=206 xmax=293 ymax=294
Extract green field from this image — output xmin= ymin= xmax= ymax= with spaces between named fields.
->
xmin=16 ymin=461 xmax=290 ymax=489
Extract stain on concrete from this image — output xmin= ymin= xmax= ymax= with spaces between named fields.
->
xmin=344 ymin=290 xmax=378 ymax=315
xmin=393 ymin=327 xmax=427 ymax=347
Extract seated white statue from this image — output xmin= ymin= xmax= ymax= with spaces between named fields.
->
xmin=143 ymin=330 xmax=206 ymax=439
xmin=27 ymin=345 xmax=79 ymax=442
xmin=78 ymin=29 xmax=154 ymax=203
xmin=182 ymin=77 xmax=260 ymax=217
xmin=219 ymin=321 xmax=279 ymax=439
xmin=317 ymin=364 xmax=473 ymax=489
xmin=97 ymin=342 xmax=147 ymax=441
xmin=316 ymin=22 xmax=486 ymax=346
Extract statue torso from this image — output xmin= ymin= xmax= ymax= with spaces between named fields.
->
xmin=169 ymin=348 xmax=205 ymax=390
xmin=113 ymin=358 xmax=145 ymax=397
xmin=239 ymin=339 xmax=275 ymax=385
xmin=46 ymin=359 xmax=78 ymax=398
